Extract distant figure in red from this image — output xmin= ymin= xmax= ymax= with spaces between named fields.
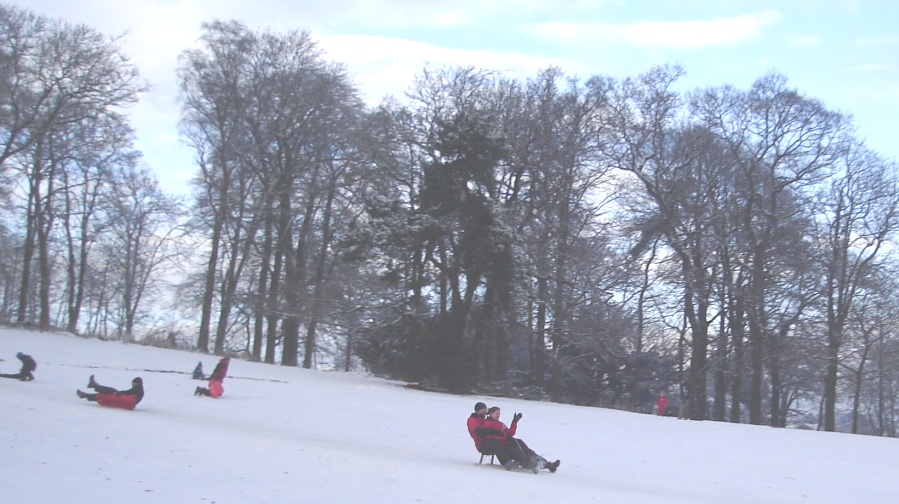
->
xmin=0 ymin=352 xmax=36 ymax=381
xmin=77 ymin=375 xmax=144 ymax=410
xmin=657 ymin=391 xmax=668 ymax=416
xmin=195 ymin=357 xmax=230 ymax=398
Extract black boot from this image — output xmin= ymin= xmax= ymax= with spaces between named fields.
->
xmin=87 ymin=375 xmax=97 ymax=389
xmin=77 ymin=390 xmax=97 ymax=401
xmin=546 ymin=460 xmax=560 ymax=473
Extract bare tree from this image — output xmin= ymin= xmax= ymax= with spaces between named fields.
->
xmin=692 ymin=73 xmax=848 ymax=424
xmin=100 ymin=165 xmax=183 ymax=339
xmin=179 ymin=20 xmax=256 ymax=353
xmin=180 ymin=21 xmax=363 ymax=363
xmin=603 ymin=65 xmax=720 ymax=419
xmin=59 ymin=114 xmax=137 ymax=333
xmin=813 ymin=143 xmax=899 ymax=431
xmin=0 ymin=5 xmax=144 ymax=330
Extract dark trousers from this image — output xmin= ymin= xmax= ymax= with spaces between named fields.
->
xmin=481 ymin=438 xmax=534 ymax=466
xmin=81 ymin=381 xmax=119 ymax=401
xmin=90 ymin=383 xmax=119 ymax=394
xmin=0 ymin=370 xmax=33 ymax=381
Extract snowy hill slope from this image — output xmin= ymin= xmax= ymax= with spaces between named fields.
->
xmin=1 ymin=328 xmax=896 ymax=503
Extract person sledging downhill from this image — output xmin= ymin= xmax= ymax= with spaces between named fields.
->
xmin=468 ymin=402 xmax=489 ymax=452
xmin=475 ymin=406 xmax=560 ymax=473
xmin=468 ymin=401 xmax=518 ymax=466
xmin=76 ymin=375 xmax=144 ymax=410
xmin=195 ymin=357 xmax=230 ymax=398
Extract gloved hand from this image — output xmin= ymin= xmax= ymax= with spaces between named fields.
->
xmin=512 ymin=412 xmax=523 ymax=423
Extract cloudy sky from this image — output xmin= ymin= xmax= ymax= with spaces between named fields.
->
xmin=9 ymin=0 xmax=899 ymax=195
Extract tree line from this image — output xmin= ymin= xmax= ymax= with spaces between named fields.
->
xmin=3 ymin=6 xmax=899 ymax=435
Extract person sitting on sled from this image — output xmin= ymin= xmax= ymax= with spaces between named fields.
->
xmin=476 ymin=406 xmax=560 ymax=473
xmin=468 ymin=401 xmax=488 ymax=449
xmin=0 ymin=352 xmax=36 ymax=381
xmin=469 ymin=401 xmax=518 ymax=465
xmin=191 ymin=361 xmax=205 ymax=380
xmin=77 ymin=375 xmax=144 ymax=410
xmin=195 ymin=357 xmax=229 ymax=398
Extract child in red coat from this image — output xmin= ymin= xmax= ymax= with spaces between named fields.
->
xmin=195 ymin=357 xmax=230 ymax=398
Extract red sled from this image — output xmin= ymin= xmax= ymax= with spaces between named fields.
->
xmin=95 ymin=393 xmax=138 ymax=410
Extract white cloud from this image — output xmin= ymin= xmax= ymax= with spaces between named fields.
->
xmin=851 ymin=63 xmax=891 ymax=72
xmin=318 ymin=34 xmax=586 ymax=103
xmin=529 ymin=9 xmax=783 ymax=49
xmin=784 ymin=34 xmax=821 ymax=47
xmin=238 ymin=0 xmax=602 ymax=31
xmin=853 ymin=34 xmax=899 ymax=48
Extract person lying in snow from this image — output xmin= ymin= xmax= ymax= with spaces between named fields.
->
xmin=77 ymin=375 xmax=144 ymax=410
xmin=195 ymin=357 xmax=229 ymax=398
xmin=0 ymin=352 xmax=36 ymax=381
xmin=475 ymin=406 xmax=560 ymax=473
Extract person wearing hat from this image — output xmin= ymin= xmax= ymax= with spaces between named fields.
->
xmin=191 ymin=361 xmax=206 ymax=380
xmin=468 ymin=401 xmax=516 ymax=465
xmin=476 ymin=406 xmax=560 ymax=473
xmin=195 ymin=357 xmax=230 ymax=398
xmin=76 ymin=375 xmax=144 ymax=410
xmin=467 ymin=401 xmax=489 ymax=452
xmin=0 ymin=352 xmax=36 ymax=381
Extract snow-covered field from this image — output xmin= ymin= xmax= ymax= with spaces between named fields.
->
xmin=1 ymin=328 xmax=895 ymax=503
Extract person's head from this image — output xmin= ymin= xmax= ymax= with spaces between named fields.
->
xmin=487 ymin=406 xmax=501 ymax=420
xmin=132 ymin=377 xmax=143 ymax=388
xmin=474 ymin=402 xmax=487 ymax=415
xmin=16 ymin=352 xmax=23 ymax=358
xmin=659 ymin=391 xmax=666 ymax=397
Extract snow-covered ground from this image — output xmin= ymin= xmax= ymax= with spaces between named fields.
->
xmin=1 ymin=328 xmax=895 ymax=503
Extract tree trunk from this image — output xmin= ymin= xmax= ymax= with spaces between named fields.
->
xmin=281 ymin=190 xmax=315 ymax=367
xmin=18 ymin=175 xmax=39 ymax=325
xmin=198 ymin=211 xmax=223 ymax=353
xmin=713 ymin=297 xmax=729 ymax=422
xmin=729 ymin=315 xmax=745 ymax=423
xmin=535 ymin=274 xmax=547 ymax=388
xmin=303 ymin=177 xmax=335 ymax=369
xmin=823 ymin=335 xmax=838 ymax=431
xmin=36 ymin=201 xmax=52 ymax=331
xmin=253 ymin=217 xmax=273 ymax=361
xmin=683 ymin=286 xmax=709 ymax=421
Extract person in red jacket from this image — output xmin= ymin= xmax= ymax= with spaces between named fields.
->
xmin=467 ymin=401 xmax=489 ymax=452
xmin=468 ymin=402 xmax=519 ymax=466
xmin=76 ymin=375 xmax=144 ymax=410
xmin=195 ymin=357 xmax=229 ymax=398
xmin=476 ymin=406 xmax=560 ymax=473
xmin=657 ymin=391 xmax=668 ymax=416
